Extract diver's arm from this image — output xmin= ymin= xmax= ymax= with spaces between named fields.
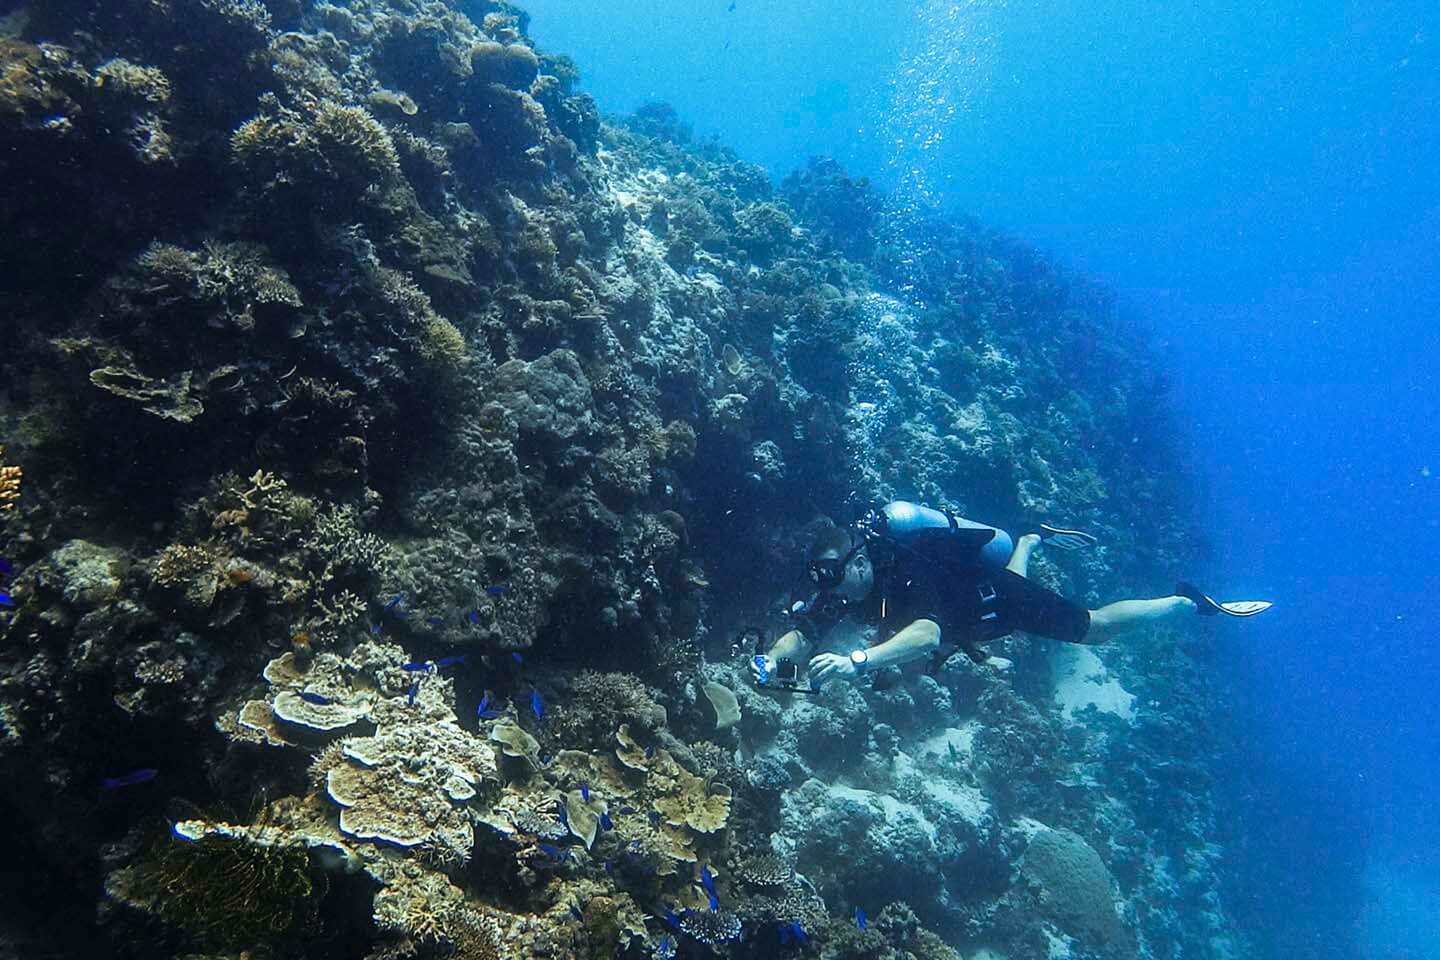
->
xmin=749 ymin=629 xmax=812 ymax=683
xmin=768 ymin=629 xmax=812 ymax=662
xmin=807 ymin=619 xmax=941 ymax=684
xmin=864 ymin=618 xmax=941 ymax=668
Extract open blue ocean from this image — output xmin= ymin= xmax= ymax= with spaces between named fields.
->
xmin=1 ymin=0 xmax=1435 ymax=957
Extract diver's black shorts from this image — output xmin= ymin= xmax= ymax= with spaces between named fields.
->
xmin=970 ymin=569 xmax=1091 ymax=644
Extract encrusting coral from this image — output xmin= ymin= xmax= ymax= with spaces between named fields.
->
xmin=0 ymin=444 xmax=20 ymax=510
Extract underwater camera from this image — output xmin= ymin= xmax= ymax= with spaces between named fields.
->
xmin=754 ymin=655 xmax=819 ymax=695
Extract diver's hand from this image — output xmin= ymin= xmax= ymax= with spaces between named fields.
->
xmin=807 ymin=652 xmax=857 ymax=686
xmin=749 ymin=655 xmax=775 ymax=685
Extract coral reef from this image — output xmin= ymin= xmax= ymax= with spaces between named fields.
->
xmin=0 ymin=444 xmax=19 ymax=510
xmin=0 ymin=1 xmax=1240 ymax=958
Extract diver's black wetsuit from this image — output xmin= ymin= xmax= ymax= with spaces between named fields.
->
xmin=798 ymin=529 xmax=1092 ymax=663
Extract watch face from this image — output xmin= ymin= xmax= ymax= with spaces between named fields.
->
xmin=850 ymin=649 xmax=867 ymax=665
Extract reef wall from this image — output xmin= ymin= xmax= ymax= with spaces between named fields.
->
xmin=0 ymin=2 xmax=1242 ymax=959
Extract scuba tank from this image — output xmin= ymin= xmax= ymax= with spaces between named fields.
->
xmin=861 ymin=501 xmax=1014 ymax=571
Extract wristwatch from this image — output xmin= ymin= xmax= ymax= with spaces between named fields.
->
xmin=849 ymin=649 xmax=869 ymax=674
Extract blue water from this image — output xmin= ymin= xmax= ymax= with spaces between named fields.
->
xmin=519 ymin=1 xmax=1440 ymax=956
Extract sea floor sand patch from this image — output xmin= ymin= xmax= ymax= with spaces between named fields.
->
xmin=1053 ymin=646 xmax=1135 ymax=721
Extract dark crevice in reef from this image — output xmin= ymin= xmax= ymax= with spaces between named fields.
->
xmin=0 ymin=2 xmax=1240 ymax=959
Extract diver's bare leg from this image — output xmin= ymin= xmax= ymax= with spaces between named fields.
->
xmin=1006 ymin=533 xmax=1044 ymax=578
xmin=1084 ymin=596 xmax=1196 ymax=644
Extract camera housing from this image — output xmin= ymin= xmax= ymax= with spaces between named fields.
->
xmin=774 ymin=658 xmax=801 ymax=687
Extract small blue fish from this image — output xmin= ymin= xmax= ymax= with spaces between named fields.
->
xmin=0 ymin=591 xmax=12 ymax=607
xmin=383 ymin=593 xmax=404 ymax=611
xmin=598 ymin=812 xmax=614 ymax=831
xmin=661 ymin=903 xmax=679 ymax=928
xmin=856 ymin=907 xmax=867 ymax=930
xmin=406 ymin=681 xmax=418 ymax=705
xmin=708 ymin=893 xmax=719 ymax=911
xmin=401 ymin=662 xmax=433 ymax=672
xmin=435 ymin=655 xmax=466 ymax=667
xmin=778 ymin=920 xmax=808 ymax=945
xmin=700 ymin=865 xmax=718 ymax=900
xmin=556 ymin=801 xmax=569 ymax=827
xmin=465 ymin=610 xmax=481 ymax=624
xmin=580 ymin=783 xmax=590 ymax=802
xmin=299 ymin=691 xmax=331 ymax=705
xmin=541 ymin=754 xmax=552 ymax=766
xmin=370 ymin=622 xmax=382 ymax=635
xmin=486 ymin=583 xmax=508 ymax=595
xmin=476 ymin=692 xmax=501 ymax=720
xmin=102 ymin=768 xmax=158 ymax=790
xmin=604 ymin=860 xmax=614 ymax=875
xmin=644 ymin=746 xmax=655 ymax=760
xmin=569 ymin=903 xmax=584 ymax=921
xmin=426 ymin=616 xmax=446 ymax=627
xmin=530 ymin=689 xmax=544 ymax=722
xmin=629 ymin=839 xmax=644 ymax=853
xmin=511 ymin=651 xmax=523 ymax=664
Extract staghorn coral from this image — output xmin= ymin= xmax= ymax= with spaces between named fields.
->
xmin=676 ymin=907 xmax=742 ymax=945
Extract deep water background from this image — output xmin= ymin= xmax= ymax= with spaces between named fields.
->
xmin=514 ymin=1 xmax=1440 ymax=957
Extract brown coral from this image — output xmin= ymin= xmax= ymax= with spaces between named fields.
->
xmin=0 ymin=445 xmax=20 ymax=510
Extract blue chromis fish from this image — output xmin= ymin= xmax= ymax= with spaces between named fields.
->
xmin=604 ymin=860 xmax=614 ymax=875
xmin=102 ymin=768 xmax=158 ymax=790
xmin=598 ymin=811 xmax=614 ymax=831
xmin=485 ymin=583 xmax=508 ymax=595
xmin=644 ymin=745 xmax=655 ymax=759
xmin=384 ymin=593 xmax=404 ymax=611
xmin=700 ymin=865 xmax=717 ymax=899
xmin=708 ymin=893 xmax=719 ymax=911
xmin=530 ymin=688 xmax=544 ymax=722
xmin=511 ymin=651 xmax=523 ymax=664
xmin=401 ymin=661 xmax=432 ymax=672
xmin=778 ymin=920 xmax=808 ymax=945
xmin=465 ymin=609 xmax=481 ymax=624
xmin=580 ymin=783 xmax=590 ymax=802
xmin=435 ymin=655 xmax=466 ymax=667
xmin=556 ymin=800 xmax=569 ymax=827
xmin=856 ymin=907 xmax=867 ymax=930
xmin=477 ymin=691 xmax=501 ymax=720
xmin=406 ymin=681 xmax=418 ymax=705
xmin=426 ymin=615 xmax=446 ymax=627
xmin=657 ymin=934 xmax=676 ymax=959
xmin=569 ymin=902 xmax=584 ymax=921
xmin=299 ymin=691 xmax=331 ymax=705
xmin=0 ymin=591 xmax=12 ymax=607
xmin=661 ymin=904 xmax=679 ymax=928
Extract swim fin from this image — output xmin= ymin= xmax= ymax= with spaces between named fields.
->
xmin=1021 ymin=523 xmax=1099 ymax=550
xmin=1176 ymin=581 xmax=1273 ymax=617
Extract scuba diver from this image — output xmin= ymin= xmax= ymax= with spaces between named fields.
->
xmin=750 ymin=501 xmax=1271 ymax=690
